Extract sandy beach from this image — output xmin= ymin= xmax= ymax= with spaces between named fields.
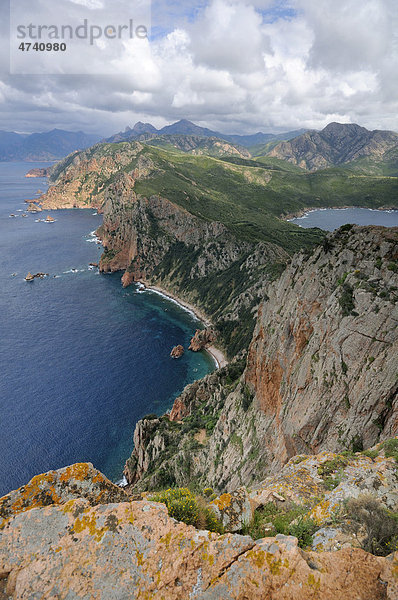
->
xmin=140 ymin=281 xmax=228 ymax=369
xmin=206 ymin=345 xmax=228 ymax=369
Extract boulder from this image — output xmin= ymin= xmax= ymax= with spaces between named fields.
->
xmin=210 ymin=487 xmax=252 ymax=532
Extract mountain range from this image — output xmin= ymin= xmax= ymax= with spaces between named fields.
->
xmin=0 ymin=129 xmax=101 ymax=161
xmin=105 ymin=119 xmax=307 ymax=148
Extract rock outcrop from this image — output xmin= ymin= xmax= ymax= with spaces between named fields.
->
xmin=0 ymin=463 xmax=129 ymax=530
xmin=245 ymin=225 xmax=398 ymax=471
xmin=0 ymin=463 xmax=397 ymax=599
xmin=170 ymin=345 xmax=184 ymax=359
xmin=25 ymin=168 xmax=49 ymax=178
xmin=189 ymin=328 xmax=216 ymax=351
xmin=27 ymin=202 xmax=41 ymax=212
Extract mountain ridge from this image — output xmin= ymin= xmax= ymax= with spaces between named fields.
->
xmin=269 ymin=122 xmax=398 ymax=172
xmin=105 ymin=118 xmax=308 ymax=148
xmin=0 ymin=128 xmax=101 ymax=161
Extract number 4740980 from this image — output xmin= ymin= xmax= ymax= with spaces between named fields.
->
xmin=18 ymin=42 xmax=66 ymax=51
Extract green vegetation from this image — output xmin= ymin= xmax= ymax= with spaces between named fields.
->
xmin=344 ymin=495 xmax=398 ymax=556
xmin=242 ymin=502 xmax=317 ymax=549
xmin=151 ymin=488 xmax=224 ymax=533
xmin=381 ymin=438 xmax=398 ymax=463
xmin=317 ymin=455 xmax=349 ymax=477
xmin=339 ymin=283 xmax=356 ymax=317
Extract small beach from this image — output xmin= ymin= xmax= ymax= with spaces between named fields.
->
xmin=138 ymin=282 xmax=229 ymax=369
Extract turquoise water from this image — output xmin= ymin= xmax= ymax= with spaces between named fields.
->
xmin=0 ymin=162 xmax=214 ymax=495
xmin=290 ymin=207 xmax=398 ymax=230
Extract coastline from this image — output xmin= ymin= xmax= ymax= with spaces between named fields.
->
xmin=138 ymin=281 xmax=228 ymax=369
xmin=283 ymin=205 xmax=398 ymax=222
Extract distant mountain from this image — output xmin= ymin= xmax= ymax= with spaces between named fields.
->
xmin=146 ymin=134 xmax=251 ymax=159
xmin=0 ymin=129 xmax=101 ymax=161
xmin=106 ymin=119 xmax=309 ymax=149
xmin=268 ymin=122 xmax=398 ymax=172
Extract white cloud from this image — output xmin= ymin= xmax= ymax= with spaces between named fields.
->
xmin=0 ymin=0 xmax=397 ymax=134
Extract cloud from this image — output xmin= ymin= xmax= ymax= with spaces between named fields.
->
xmin=0 ymin=0 xmax=397 ymax=135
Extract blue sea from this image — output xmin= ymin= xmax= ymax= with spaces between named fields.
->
xmin=0 ymin=162 xmax=214 ymax=496
xmin=290 ymin=207 xmax=398 ymax=230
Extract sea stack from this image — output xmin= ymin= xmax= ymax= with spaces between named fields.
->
xmin=170 ymin=345 xmax=184 ymax=358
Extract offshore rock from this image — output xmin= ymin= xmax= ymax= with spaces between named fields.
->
xmin=170 ymin=345 xmax=184 ymax=359
xmin=27 ymin=202 xmax=42 ymax=212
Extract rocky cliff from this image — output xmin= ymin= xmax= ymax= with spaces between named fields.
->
xmin=268 ymin=122 xmax=398 ymax=172
xmin=126 ymin=226 xmax=397 ymax=493
xmin=100 ymin=179 xmax=290 ymax=356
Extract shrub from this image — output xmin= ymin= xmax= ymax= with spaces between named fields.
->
xmin=362 ymin=449 xmax=378 ymax=459
xmin=339 ymin=283 xmax=355 ymax=317
xmin=242 ymin=384 xmax=254 ymax=411
xmin=152 ymin=488 xmax=223 ymax=533
xmin=242 ymin=502 xmax=316 ymax=549
xmin=318 ymin=455 xmax=349 ymax=477
xmin=344 ymin=495 xmax=398 ymax=556
xmin=152 ymin=488 xmax=199 ymax=525
xmin=382 ymin=438 xmax=398 ymax=463
xmin=288 ymin=516 xmax=318 ymax=549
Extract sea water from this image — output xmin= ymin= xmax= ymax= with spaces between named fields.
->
xmin=0 ymin=162 xmax=214 ymax=496
xmin=289 ymin=207 xmax=398 ymax=230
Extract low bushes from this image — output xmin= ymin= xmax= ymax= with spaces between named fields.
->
xmin=152 ymin=488 xmax=223 ymax=533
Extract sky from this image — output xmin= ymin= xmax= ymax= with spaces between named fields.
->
xmin=1 ymin=0 xmax=397 ymax=136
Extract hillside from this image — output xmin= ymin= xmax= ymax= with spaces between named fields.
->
xmin=0 ymin=129 xmax=101 ymax=161
xmin=268 ymin=122 xmax=398 ymax=172
xmin=38 ymin=139 xmax=398 ymax=356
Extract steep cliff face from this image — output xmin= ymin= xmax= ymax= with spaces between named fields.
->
xmin=97 ymin=171 xmax=288 ymax=356
xmin=127 ymin=226 xmax=398 ymax=492
xmin=40 ymin=143 xmax=144 ymax=209
xmin=245 ymin=225 xmax=397 ymax=469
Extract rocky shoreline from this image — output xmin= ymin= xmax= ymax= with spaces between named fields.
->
xmin=127 ymin=281 xmax=228 ymax=369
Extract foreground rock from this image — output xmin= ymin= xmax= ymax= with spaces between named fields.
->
xmin=0 ymin=464 xmax=397 ymax=599
xmin=0 ymin=463 xmax=129 ymax=529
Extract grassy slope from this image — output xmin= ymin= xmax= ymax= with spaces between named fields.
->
xmin=133 ymin=145 xmax=397 ymax=250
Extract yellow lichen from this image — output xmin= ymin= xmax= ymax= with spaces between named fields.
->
xmin=307 ymin=572 xmax=321 ymax=590
xmin=73 ymin=513 xmax=107 ymax=542
xmin=212 ymin=493 xmax=232 ymax=510
xmin=59 ymin=463 xmax=90 ymax=483
xmin=266 ymin=553 xmax=282 ymax=575
xmin=248 ymin=549 xmax=266 ymax=569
